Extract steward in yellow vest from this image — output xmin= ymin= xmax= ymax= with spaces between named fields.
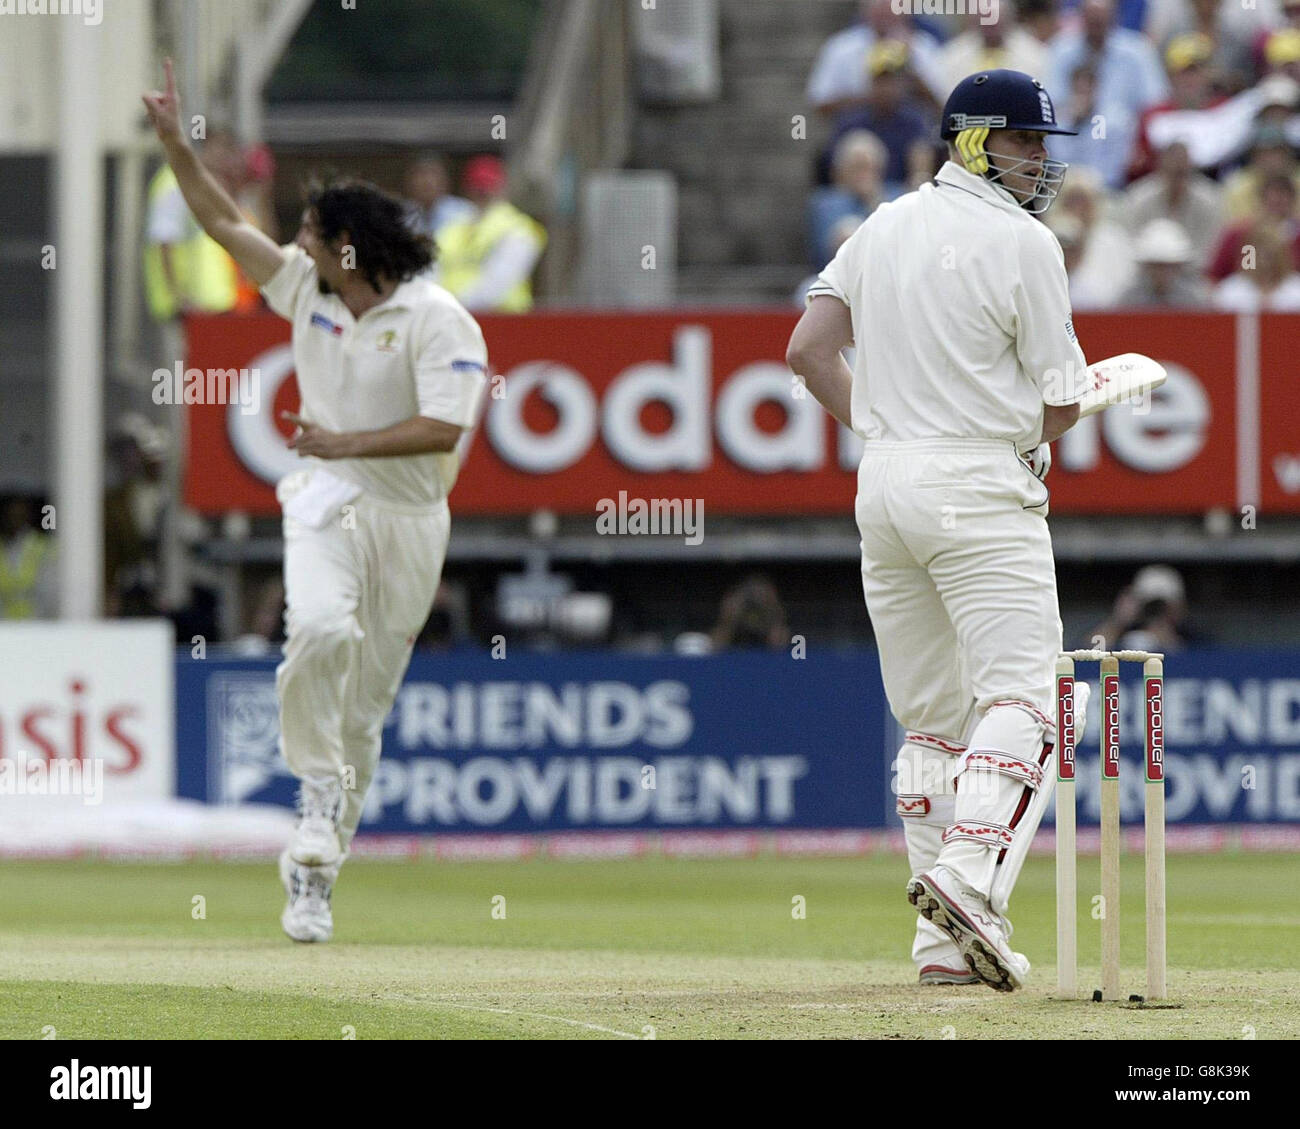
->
xmin=0 ymin=502 xmax=55 ymax=619
xmin=143 ymin=164 xmax=239 ymax=320
xmin=435 ymin=155 xmax=547 ymax=313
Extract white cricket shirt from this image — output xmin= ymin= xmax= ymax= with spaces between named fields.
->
xmin=808 ymin=161 xmax=1089 ymax=451
xmin=262 ymin=245 xmax=488 ymax=506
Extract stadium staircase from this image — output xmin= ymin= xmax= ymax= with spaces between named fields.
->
xmin=630 ymin=0 xmax=858 ymax=304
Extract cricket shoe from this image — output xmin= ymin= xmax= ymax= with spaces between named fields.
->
xmin=290 ymin=774 xmax=343 ymax=866
xmin=280 ymin=848 xmax=335 ymax=943
xmin=918 ymin=963 xmax=980 ymax=986
xmin=907 ymin=865 xmax=1030 ymax=992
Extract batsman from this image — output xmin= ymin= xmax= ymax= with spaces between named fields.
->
xmin=787 ymin=70 xmax=1093 ymax=990
xmin=144 ymin=61 xmax=488 ymax=943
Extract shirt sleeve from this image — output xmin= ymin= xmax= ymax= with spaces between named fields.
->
xmin=1011 ymin=223 xmax=1090 ymax=406
xmin=414 ymin=305 xmax=490 ymax=428
xmin=260 ymin=244 xmax=316 ymax=322
xmin=910 ymin=32 xmax=950 ymax=103
xmin=805 ymin=220 xmax=864 ymax=307
xmin=456 ymin=231 xmax=542 ymax=310
xmin=145 ymin=186 xmax=190 ymax=245
xmin=1136 ymin=37 xmax=1170 ymax=108
xmin=806 ymin=34 xmax=844 ymax=106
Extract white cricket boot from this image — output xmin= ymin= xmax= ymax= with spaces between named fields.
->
xmin=290 ymin=774 xmax=342 ymax=866
xmin=280 ymin=848 xmax=335 ymax=943
xmin=907 ymin=864 xmax=1030 ymax=992
xmin=918 ymin=963 xmax=980 ymax=986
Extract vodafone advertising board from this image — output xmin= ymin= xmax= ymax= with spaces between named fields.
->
xmin=0 ymin=621 xmax=175 ymax=805
xmin=184 ymin=311 xmax=1300 ymax=516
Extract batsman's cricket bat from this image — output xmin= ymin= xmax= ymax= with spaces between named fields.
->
xmin=1076 ymin=353 xmax=1166 ymax=417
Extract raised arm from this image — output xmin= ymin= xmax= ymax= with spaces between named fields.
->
xmin=141 ymin=58 xmax=287 ymax=287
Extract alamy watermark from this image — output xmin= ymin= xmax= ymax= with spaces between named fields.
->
xmin=596 ymin=491 xmax=704 ymax=546
xmin=0 ymin=758 xmax=104 ymax=805
xmin=152 ymin=363 xmax=261 ymax=415
xmin=0 ymin=0 xmax=103 ymax=27
xmin=892 ymin=0 xmax=999 ymax=26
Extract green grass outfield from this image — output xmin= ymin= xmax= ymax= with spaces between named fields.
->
xmin=1 ymin=853 xmax=1296 ymax=1039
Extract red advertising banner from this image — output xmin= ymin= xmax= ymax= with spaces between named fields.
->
xmin=183 ymin=310 xmax=1300 ymax=516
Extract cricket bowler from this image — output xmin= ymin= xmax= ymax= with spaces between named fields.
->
xmin=143 ymin=61 xmax=488 ymax=942
xmin=786 ymin=70 xmax=1093 ymax=990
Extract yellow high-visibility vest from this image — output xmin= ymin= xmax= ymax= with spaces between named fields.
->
xmin=436 ymin=201 xmax=547 ymax=313
xmin=0 ymin=532 xmax=51 ymax=619
xmin=143 ymin=165 xmax=238 ymax=320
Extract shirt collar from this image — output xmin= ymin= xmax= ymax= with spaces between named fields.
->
xmin=933 ymin=160 xmax=1026 ymax=215
xmin=359 ymin=276 xmax=421 ymax=318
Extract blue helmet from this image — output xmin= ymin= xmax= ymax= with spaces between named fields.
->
xmin=940 ymin=69 xmax=1076 ymax=140
xmin=940 ymin=70 xmax=1076 ymax=214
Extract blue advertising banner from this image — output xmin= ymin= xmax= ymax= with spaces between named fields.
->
xmin=175 ymin=650 xmax=894 ymax=834
xmin=174 ymin=648 xmax=1300 ymax=835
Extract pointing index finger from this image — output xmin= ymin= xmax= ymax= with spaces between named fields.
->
xmin=164 ymin=57 xmax=176 ymax=99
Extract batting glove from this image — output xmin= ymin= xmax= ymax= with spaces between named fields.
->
xmin=1021 ymin=443 xmax=1051 ymax=481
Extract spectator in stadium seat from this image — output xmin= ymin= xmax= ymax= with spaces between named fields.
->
xmin=1212 ymin=219 xmax=1300 ymax=309
xmin=1046 ymin=0 xmax=1168 ymax=183
xmin=1220 ymin=120 xmax=1300 ymax=222
xmin=1019 ymin=0 xmax=1064 ymax=44
xmin=1123 ymin=140 xmax=1224 ymax=270
xmin=402 ymin=154 xmax=474 ymax=242
xmin=1207 ymin=171 xmax=1300 ymax=282
xmin=1046 ymin=61 xmax=1139 ymax=189
xmin=935 ymin=10 xmax=1047 ymax=94
xmin=1252 ymin=72 xmax=1300 ymax=139
xmin=1048 ymin=166 xmax=1136 ymax=307
xmin=1264 ymin=28 xmax=1300 ymax=86
xmin=903 ymin=138 xmax=948 ymax=192
xmin=805 ymin=0 xmax=948 ymax=118
xmin=796 ymin=215 xmax=862 ymax=307
xmin=1253 ymin=0 xmax=1300 ymax=73
xmin=1118 ymin=218 xmax=1209 ymax=306
xmin=433 ymin=155 xmax=547 ymax=313
xmin=1146 ymin=0 xmax=1282 ymax=88
xmin=1048 ymin=212 xmax=1107 ymax=308
xmin=1056 ymin=0 xmax=1151 ymax=33
xmin=711 ymin=575 xmax=789 ymax=651
xmin=808 ymin=129 xmax=887 ymax=269
xmin=819 ymin=41 xmax=936 ymax=192
xmin=0 ymin=497 xmax=56 ymax=620
xmin=1127 ymin=34 xmax=1228 ymax=182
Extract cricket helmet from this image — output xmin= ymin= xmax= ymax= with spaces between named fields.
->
xmin=940 ymin=69 xmax=1076 ymax=140
xmin=940 ymin=69 xmax=1076 ymax=215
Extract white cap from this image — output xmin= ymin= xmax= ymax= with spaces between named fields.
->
xmin=1049 ymin=212 xmax=1085 ymax=247
xmin=1132 ymin=564 xmax=1185 ymax=604
xmin=1256 ymin=73 xmax=1299 ymax=112
xmin=1135 ymin=219 xmax=1193 ymax=265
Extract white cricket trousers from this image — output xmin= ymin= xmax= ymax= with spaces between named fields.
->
xmin=276 ymin=477 xmax=449 ymax=849
xmin=856 ymin=438 xmax=1063 ymax=903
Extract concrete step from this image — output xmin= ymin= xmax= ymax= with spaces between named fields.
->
xmin=718 ymin=0 xmax=856 ymax=36
xmin=630 ymin=0 xmax=858 ymax=299
xmin=677 ymin=262 xmax=808 ymax=303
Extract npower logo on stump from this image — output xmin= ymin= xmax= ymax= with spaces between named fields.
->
xmin=183 ymin=310 xmax=1300 ymax=516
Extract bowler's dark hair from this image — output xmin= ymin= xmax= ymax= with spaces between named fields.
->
xmin=304 ymin=176 xmax=435 ymax=292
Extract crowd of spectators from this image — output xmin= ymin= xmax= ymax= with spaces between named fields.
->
xmin=804 ymin=0 xmax=1300 ymax=310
